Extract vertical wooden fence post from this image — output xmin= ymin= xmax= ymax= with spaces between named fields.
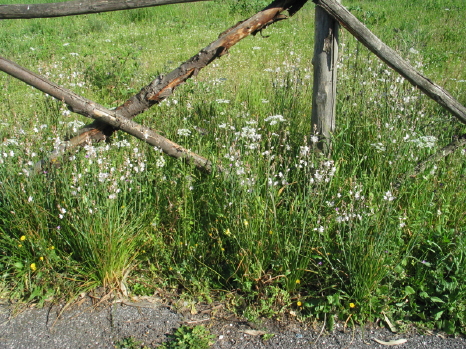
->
xmin=311 ymin=0 xmax=340 ymax=154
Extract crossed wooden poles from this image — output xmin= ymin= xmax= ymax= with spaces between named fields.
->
xmin=1 ymin=0 xmax=465 ymax=174
xmin=1 ymin=0 xmax=308 ymax=172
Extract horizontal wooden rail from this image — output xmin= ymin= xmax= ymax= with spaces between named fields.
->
xmin=0 ymin=0 xmax=211 ymax=19
xmin=313 ymin=0 xmax=466 ymax=125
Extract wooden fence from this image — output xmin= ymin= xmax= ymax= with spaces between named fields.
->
xmin=1 ymin=0 xmax=465 ymax=174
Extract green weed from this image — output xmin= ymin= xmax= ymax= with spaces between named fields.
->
xmin=158 ymin=325 xmax=215 ymax=349
xmin=115 ymin=336 xmax=149 ymax=349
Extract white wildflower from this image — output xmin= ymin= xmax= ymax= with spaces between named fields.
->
xmin=410 ymin=136 xmax=437 ymax=149
xmin=383 ymin=190 xmax=396 ymax=202
xmin=371 ymin=142 xmax=386 ymax=152
xmin=177 ymin=128 xmax=191 ymax=136
xmin=156 ymin=156 xmax=166 ymax=168
xmin=113 ymin=140 xmax=131 ymax=148
xmin=300 ymin=146 xmax=310 ymax=156
xmin=264 ymin=114 xmax=286 ymax=126
xmin=238 ymin=126 xmax=261 ymax=142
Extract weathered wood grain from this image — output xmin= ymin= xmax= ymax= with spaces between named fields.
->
xmin=311 ymin=0 xmax=340 ymax=153
xmin=0 ymin=0 xmax=212 ymax=19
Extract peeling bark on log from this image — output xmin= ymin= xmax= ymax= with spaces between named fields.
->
xmin=66 ymin=0 xmax=308 ymax=148
xmin=313 ymin=0 xmax=466 ymax=125
xmin=0 ymin=56 xmax=212 ymax=172
xmin=0 ymin=0 xmax=212 ymax=19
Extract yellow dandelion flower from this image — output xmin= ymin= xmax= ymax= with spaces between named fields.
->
xmin=20 ymin=235 xmax=26 ymax=241
xmin=297 ymin=301 xmax=302 ymax=307
xmin=243 ymin=220 xmax=249 ymax=226
xmin=296 ymin=279 xmax=301 ymax=284
xmin=225 ymin=228 xmax=231 ymax=236
xmin=30 ymin=263 xmax=37 ymax=271
xmin=349 ymin=302 xmax=356 ymax=308
xmin=18 ymin=244 xmax=22 ymax=248
xmin=39 ymin=256 xmax=44 ymax=261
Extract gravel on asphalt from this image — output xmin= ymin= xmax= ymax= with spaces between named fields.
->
xmin=0 ymin=297 xmax=465 ymax=349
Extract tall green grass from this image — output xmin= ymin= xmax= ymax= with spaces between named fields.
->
xmin=1 ymin=0 xmax=465 ymax=333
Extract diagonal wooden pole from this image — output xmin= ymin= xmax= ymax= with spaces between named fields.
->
xmin=0 ymin=56 xmax=213 ymax=172
xmin=313 ymin=0 xmax=466 ymax=125
xmin=49 ymin=0 xmax=309 ymax=153
xmin=0 ymin=0 xmax=309 ymax=172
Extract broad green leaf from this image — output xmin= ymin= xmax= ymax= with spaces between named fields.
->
xmin=430 ymin=296 xmax=444 ymax=303
xmin=404 ymin=286 xmax=415 ymax=295
xmin=13 ymin=262 xmax=23 ymax=269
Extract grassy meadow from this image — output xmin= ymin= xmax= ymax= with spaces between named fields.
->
xmin=1 ymin=0 xmax=466 ymax=334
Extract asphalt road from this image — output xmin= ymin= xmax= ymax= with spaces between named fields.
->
xmin=0 ymin=297 xmax=465 ymax=349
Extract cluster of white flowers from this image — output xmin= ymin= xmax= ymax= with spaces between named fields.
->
xmin=410 ymin=136 xmax=437 ymax=149
xmin=155 ymin=156 xmax=166 ymax=168
xmin=383 ymin=191 xmax=396 ymax=202
xmin=299 ymin=145 xmax=310 ymax=157
xmin=371 ymin=142 xmax=386 ymax=153
xmin=65 ymin=120 xmax=85 ymax=133
xmin=177 ymin=128 xmax=191 ymax=137
xmin=267 ymin=170 xmax=289 ymax=187
xmin=237 ymin=126 xmax=262 ymax=142
xmin=218 ymin=123 xmax=236 ymax=130
xmin=58 ymin=206 xmax=67 ymax=219
xmin=336 ymin=212 xmax=363 ymax=224
xmin=310 ymin=160 xmax=336 ymax=184
xmin=264 ymin=114 xmax=286 ymax=126
xmin=113 ymin=139 xmax=131 ymax=148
